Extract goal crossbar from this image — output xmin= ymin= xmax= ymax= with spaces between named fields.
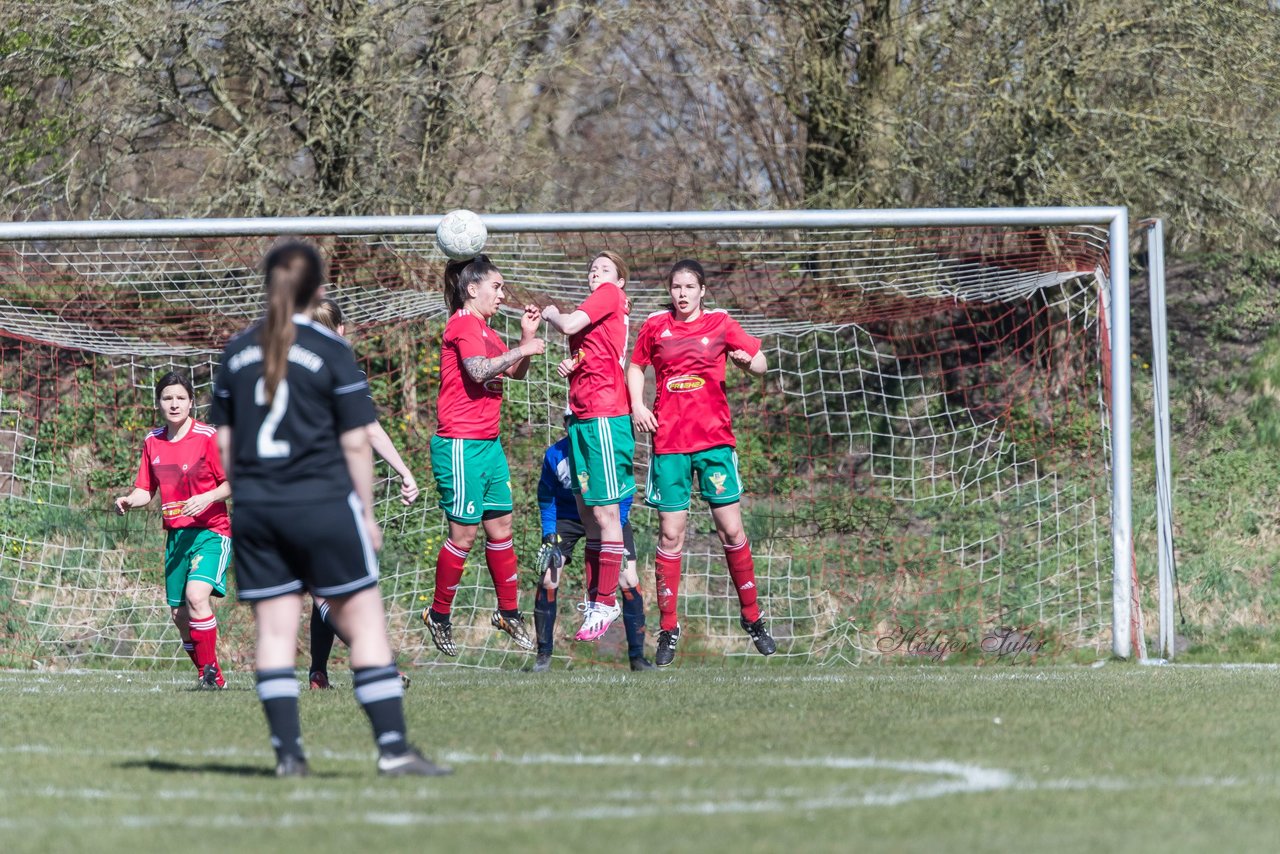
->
xmin=0 ymin=207 xmax=1127 ymax=239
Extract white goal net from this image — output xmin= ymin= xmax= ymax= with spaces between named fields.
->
xmin=0 ymin=210 xmax=1141 ymax=669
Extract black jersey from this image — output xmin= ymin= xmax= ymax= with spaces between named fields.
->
xmin=209 ymin=314 xmax=377 ymax=505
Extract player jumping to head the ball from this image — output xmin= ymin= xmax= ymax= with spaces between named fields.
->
xmin=421 ymin=255 xmax=545 ymax=657
xmin=627 ymin=259 xmax=777 ymax=666
xmin=540 ymin=250 xmax=636 ymax=643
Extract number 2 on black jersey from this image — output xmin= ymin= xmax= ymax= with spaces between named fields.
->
xmin=254 ymin=377 xmax=291 ymax=459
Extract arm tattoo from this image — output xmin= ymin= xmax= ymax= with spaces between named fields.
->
xmin=463 ymin=350 xmax=527 ymax=383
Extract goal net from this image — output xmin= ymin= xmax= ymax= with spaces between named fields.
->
xmin=0 ymin=211 xmax=1138 ymax=669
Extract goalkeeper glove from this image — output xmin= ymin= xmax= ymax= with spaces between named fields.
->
xmin=535 ymin=533 xmax=565 ymax=585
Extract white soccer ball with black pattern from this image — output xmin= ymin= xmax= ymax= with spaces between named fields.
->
xmin=436 ymin=209 xmax=488 ymax=261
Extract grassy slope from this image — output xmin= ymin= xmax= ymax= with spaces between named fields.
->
xmin=1133 ymin=252 xmax=1280 ymax=658
xmin=3 ymin=666 xmax=1280 ymax=853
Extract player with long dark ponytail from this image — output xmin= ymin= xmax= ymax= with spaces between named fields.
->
xmin=421 ymin=255 xmax=546 ymax=656
xmin=211 ymin=241 xmax=448 ymax=777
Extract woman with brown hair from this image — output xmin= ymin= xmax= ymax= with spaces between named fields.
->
xmin=211 ymin=241 xmax=447 ymax=777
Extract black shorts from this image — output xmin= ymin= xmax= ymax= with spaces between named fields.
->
xmin=557 ymin=518 xmax=636 ymax=561
xmin=232 ymin=492 xmax=379 ymax=601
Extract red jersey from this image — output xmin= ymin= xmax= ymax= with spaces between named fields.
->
xmin=437 ymin=308 xmax=508 ymax=439
xmin=630 ymin=309 xmax=761 ymax=454
xmin=133 ymin=419 xmax=231 ymax=535
xmin=566 ymin=282 xmax=630 ymax=418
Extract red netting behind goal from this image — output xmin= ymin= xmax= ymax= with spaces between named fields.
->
xmin=0 ymin=222 xmax=1116 ymax=670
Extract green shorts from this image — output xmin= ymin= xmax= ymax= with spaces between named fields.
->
xmin=567 ymin=414 xmax=636 ymax=506
xmin=646 ymin=445 xmax=744 ymax=511
xmin=164 ymin=527 xmax=230 ymax=608
xmin=432 ymin=435 xmax=514 ymax=524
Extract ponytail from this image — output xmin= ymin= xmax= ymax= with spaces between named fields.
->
xmin=443 ymin=254 xmax=499 ymax=313
xmin=261 ymin=242 xmax=324 ymax=405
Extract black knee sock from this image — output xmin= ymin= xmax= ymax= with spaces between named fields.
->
xmin=310 ymin=603 xmax=340 ymax=675
xmin=621 ymin=586 xmax=646 ymax=660
xmin=353 ymin=664 xmax=409 ymax=758
xmin=256 ymin=668 xmax=303 ymax=761
xmin=534 ymin=585 xmax=557 ymax=655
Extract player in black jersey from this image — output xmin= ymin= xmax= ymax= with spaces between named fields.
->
xmin=306 ymin=298 xmax=417 ymax=690
xmin=210 ymin=241 xmax=448 ymax=778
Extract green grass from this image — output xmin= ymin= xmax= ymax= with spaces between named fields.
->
xmin=4 ymin=665 xmax=1280 ymax=853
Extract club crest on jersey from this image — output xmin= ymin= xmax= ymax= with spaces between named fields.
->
xmin=708 ymin=472 xmax=728 ymax=494
xmin=577 ymin=472 xmax=590 ymax=491
xmin=665 ymin=374 xmax=706 ymax=393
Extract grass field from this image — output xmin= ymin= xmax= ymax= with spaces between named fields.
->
xmin=3 ymin=665 xmax=1280 ymax=853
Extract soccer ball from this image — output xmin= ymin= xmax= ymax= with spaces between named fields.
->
xmin=436 ymin=209 xmax=488 ymax=261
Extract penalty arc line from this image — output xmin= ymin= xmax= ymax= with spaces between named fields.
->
xmin=0 ymin=744 xmax=1013 ymax=827
xmin=0 ymin=742 xmax=1012 ymax=778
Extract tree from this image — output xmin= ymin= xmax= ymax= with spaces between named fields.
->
xmin=0 ymin=15 xmax=100 ymax=217
xmin=3 ymin=0 xmax=1280 ymax=249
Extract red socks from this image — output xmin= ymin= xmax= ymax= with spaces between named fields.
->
xmin=584 ymin=540 xmax=601 ymax=599
xmin=654 ymin=547 xmax=682 ymax=631
xmin=188 ymin=615 xmax=223 ymax=684
xmin=484 ymin=537 xmax=520 ymax=612
xmin=435 ymin=536 xmax=521 ymax=616
xmin=595 ymin=542 xmax=624 ymax=608
xmin=724 ymin=538 xmax=761 ymax=623
xmin=432 ymin=539 xmax=470 ymax=616
xmin=182 ymin=640 xmax=198 ymax=671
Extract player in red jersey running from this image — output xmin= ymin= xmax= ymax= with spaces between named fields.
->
xmin=114 ymin=370 xmax=231 ymax=688
xmin=422 ymin=255 xmax=545 ymax=656
xmin=541 ymin=250 xmax=635 ymax=642
xmin=627 ymin=259 xmax=777 ymax=666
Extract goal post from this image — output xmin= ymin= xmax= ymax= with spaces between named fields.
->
xmin=0 ymin=207 xmax=1153 ymax=668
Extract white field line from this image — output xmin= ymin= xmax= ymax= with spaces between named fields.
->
xmin=7 ymin=661 xmax=1277 ymax=692
xmin=0 ymin=751 xmax=1012 ymax=830
xmin=0 ymin=670 xmax=872 ymax=689
xmin=0 ymin=772 xmax=1274 ymax=832
xmin=0 ymin=742 xmax=1013 ymax=776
